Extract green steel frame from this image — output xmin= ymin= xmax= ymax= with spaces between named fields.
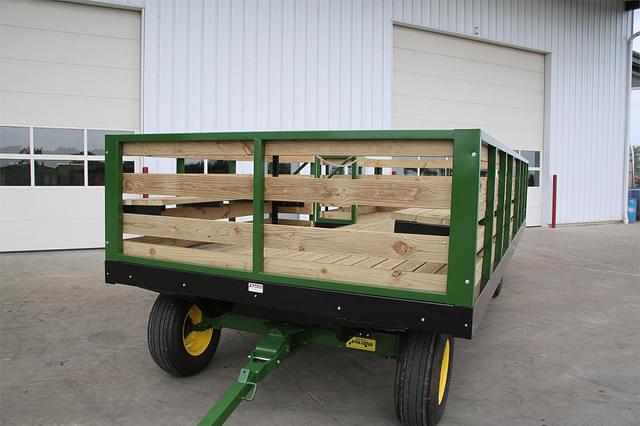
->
xmin=105 ymin=130 xmax=528 ymax=310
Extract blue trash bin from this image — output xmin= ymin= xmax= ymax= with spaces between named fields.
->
xmin=629 ymin=198 xmax=637 ymax=224
xmin=629 ymin=189 xmax=640 ymax=220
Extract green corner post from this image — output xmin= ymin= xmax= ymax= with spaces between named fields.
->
xmin=446 ymin=129 xmax=482 ymax=308
xmin=104 ymin=134 xmax=123 ymax=259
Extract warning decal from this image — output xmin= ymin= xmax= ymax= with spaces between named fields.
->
xmin=345 ymin=336 xmax=377 ymax=352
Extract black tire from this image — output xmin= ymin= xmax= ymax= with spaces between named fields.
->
xmin=493 ymin=277 xmax=504 ymax=298
xmin=394 ymin=331 xmax=454 ymax=426
xmin=147 ymin=294 xmax=220 ymax=377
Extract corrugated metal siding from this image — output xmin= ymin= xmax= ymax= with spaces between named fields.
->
xmin=142 ymin=0 xmax=393 ymax=132
xmin=391 ymin=0 xmax=632 ymax=224
xmin=142 ymin=0 xmax=632 ymax=224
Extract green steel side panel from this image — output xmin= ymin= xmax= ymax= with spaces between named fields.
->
xmin=502 ymin=156 xmax=514 ymax=252
xmin=104 ymin=135 xmax=122 ymax=259
xmin=493 ymin=151 xmax=507 ymax=269
xmin=481 ymin=145 xmax=497 ymax=286
xmin=446 ymin=129 xmax=482 ymax=308
xmin=252 ymin=139 xmax=264 ymax=273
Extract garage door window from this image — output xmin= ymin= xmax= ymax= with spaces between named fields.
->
xmin=0 ymin=126 xmax=137 ymax=186
xmin=518 ymin=150 xmax=541 ymax=187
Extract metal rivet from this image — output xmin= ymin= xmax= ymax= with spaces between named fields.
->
xmin=471 ymin=152 xmax=477 ymax=157
xmin=253 ymin=294 xmax=258 ymax=298
xmin=464 ymin=323 xmax=469 ymax=328
xmin=337 ymin=306 xmax=342 ymax=311
xmin=181 ymin=283 xmax=186 ymax=287
xmin=464 ymin=279 xmax=470 ymax=284
xmin=128 ymin=275 xmax=132 ymax=279
xmin=106 ymin=272 xmax=110 ymax=276
xmin=105 ymin=241 xmax=109 ymax=245
xmin=420 ymin=317 xmax=425 ymax=322
xmin=105 ymin=150 xmax=109 ymax=154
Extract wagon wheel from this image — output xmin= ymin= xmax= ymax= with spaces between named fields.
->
xmin=147 ymin=294 xmax=221 ymax=376
xmin=394 ymin=331 xmax=454 ymax=426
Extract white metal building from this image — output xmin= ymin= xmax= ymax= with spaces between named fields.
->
xmin=0 ymin=0 xmax=636 ymax=251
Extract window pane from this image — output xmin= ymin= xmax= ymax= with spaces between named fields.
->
xmin=528 ymin=170 xmax=540 ymax=187
xmin=87 ymin=129 xmax=133 ymax=155
xmin=184 ymin=159 xmax=204 ymax=173
xmin=123 ymin=161 xmax=134 ymax=173
xmin=88 ymin=160 xmax=134 ymax=186
xmin=34 ymin=128 xmax=83 ymax=155
xmin=0 ymin=159 xmax=30 ymax=185
xmin=520 ymin=150 xmax=540 ymax=168
xmin=0 ymin=126 xmax=29 ymax=154
xmin=207 ymin=160 xmax=231 ymax=174
xmin=35 ymin=160 xmax=84 ymax=186
xmin=88 ymin=161 xmax=105 ymax=186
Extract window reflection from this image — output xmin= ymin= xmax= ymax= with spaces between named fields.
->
xmin=0 ymin=126 xmax=29 ymax=154
xmin=184 ymin=159 xmax=204 ymax=173
xmin=528 ymin=170 xmax=540 ymax=187
xmin=35 ymin=160 xmax=84 ymax=186
xmin=0 ymin=159 xmax=30 ymax=185
xmin=208 ymin=160 xmax=232 ymax=174
xmin=34 ymin=128 xmax=83 ymax=155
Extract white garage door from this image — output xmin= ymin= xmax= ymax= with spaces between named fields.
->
xmin=0 ymin=0 xmax=140 ymax=251
xmin=392 ymin=25 xmax=544 ymax=226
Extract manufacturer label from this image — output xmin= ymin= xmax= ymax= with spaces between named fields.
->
xmin=248 ymin=282 xmax=264 ymax=294
xmin=346 ymin=336 xmax=376 ymax=352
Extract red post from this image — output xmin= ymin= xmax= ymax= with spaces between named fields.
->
xmin=551 ymin=174 xmax=557 ymax=228
xmin=142 ymin=166 xmax=149 ymax=199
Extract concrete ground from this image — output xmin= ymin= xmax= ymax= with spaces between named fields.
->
xmin=1 ymin=224 xmax=639 ymax=426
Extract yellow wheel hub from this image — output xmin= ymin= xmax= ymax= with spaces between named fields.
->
xmin=182 ymin=304 xmax=213 ymax=357
xmin=438 ymin=339 xmax=450 ymax=405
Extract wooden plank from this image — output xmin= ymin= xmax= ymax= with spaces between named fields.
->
xmin=123 ymin=196 xmax=224 ymax=206
xmin=373 ymin=258 xmax=407 ymax=270
xmin=393 ymin=259 xmax=427 ymax=272
xmin=263 ymin=223 xmax=449 ymax=263
xmin=123 ymin=241 xmax=252 ymax=271
xmin=123 ymin=140 xmax=253 ymax=159
xmin=127 ymin=236 xmax=204 ymax=248
xmin=265 ymin=140 xmax=453 ymax=157
xmin=162 ymin=202 xmax=256 ymax=220
xmin=264 ymin=176 xmax=452 ymax=208
xmin=414 ymin=262 xmax=445 ymax=274
xmin=318 ymin=209 xmax=352 ymax=220
xmin=123 ymin=213 xmax=252 ymax=246
xmin=315 ymin=252 xmax=353 ymax=264
xmin=334 ymin=254 xmax=370 ymax=266
xmin=391 ymin=208 xmax=451 ymax=225
xmin=123 ymin=173 xmax=253 ymax=200
xmin=352 ymin=256 xmax=387 ymax=268
xmin=264 ymin=257 xmax=446 ymax=294
xmin=361 ymin=159 xmax=452 ymax=169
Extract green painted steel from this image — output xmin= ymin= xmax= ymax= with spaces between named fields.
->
xmin=105 ymin=129 xmax=528 ymax=309
xmin=176 ymin=158 xmax=185 ymax=173
xmin=493 ymin=151 xmax=507 ymax=269
xmin=446 ymin=129 xmax=481 ymax=308
xmin=104 ymin=135 xmax=122 ymax=258
xmin=502 ymin=156 xmax=514 ymax=253
xmin=196 ymin=313 xmax=400 ymax=425
xmin=252 ymin=139 xmax=264 ymax=273
xmin=481 ymin=145 xmax=497 ymax=287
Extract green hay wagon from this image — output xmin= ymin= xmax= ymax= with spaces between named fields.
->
xmin=104 ymin=129 xmax=528 ymax=425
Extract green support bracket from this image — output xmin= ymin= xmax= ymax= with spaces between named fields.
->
xmin=312 ymin=156 xmax=358 ymax=226
xmin=502 ymin=156 xmax=514 ymax=253
xmin=252 ymin=138 xmax=265 ymax=273
xmin=176 ymin=158 xmax=185 ymax=173
xmin=481 ymin=145 xmax=496 ymax=288
xmin=493 ymin=151 xmax=507 ymax=269
xmin=446 ymin=129 xmax=482 ymax=308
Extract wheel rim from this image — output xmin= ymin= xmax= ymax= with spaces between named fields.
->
xmin=182 ymin=304 xmax=213 ymax=356
xmin=437 ymin=338 xmax=451 ymax=405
